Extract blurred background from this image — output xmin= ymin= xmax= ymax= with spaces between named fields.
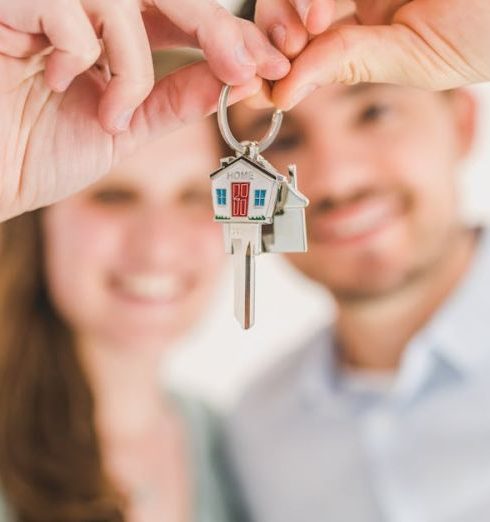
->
xmin=165 ymin=0 xmax=490 ymax=409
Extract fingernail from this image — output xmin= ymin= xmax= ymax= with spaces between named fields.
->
xmin=269 ymin=24 xmax=287 ymax=50
xmin=235 ymin=42 xmax=255 ymax=67
xmin=294 ymin=0 xmax=312 ymax=26
xmin=113 ymin=110 xmax=134 ymax=132
xmin=288 ymin=83 xmax=318 ymax=109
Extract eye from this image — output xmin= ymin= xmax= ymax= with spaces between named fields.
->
xmin=358 ymin=103 xmax=391 ymax=124
xmin=91 ymin=188 xmax=137 ymax=205
xmin=180 ymin=187 xmax=213 ymax=209
xmin=267 ymin=133 xmax=303 ymax=153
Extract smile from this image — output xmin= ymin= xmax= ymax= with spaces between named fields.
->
xmin=111 ymin=274 xmax=188 ymax=303
xmin=310 ymin=194 xmax=403 ymax=245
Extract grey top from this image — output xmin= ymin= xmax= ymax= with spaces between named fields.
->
xmin=224 ymin=229 xmax=490 ymax=522
xmin=0 ymin=396 xmax=240 ymax=522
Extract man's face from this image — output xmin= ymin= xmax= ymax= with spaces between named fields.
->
xmin=230 ymin=85 xmax=475 ymax=300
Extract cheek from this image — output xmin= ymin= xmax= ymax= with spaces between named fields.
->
xmin=188 ymin=221 xmax=225 ymax=278
xmin=43 ymin=207 xmax=124 ymax=317
xmin=390 ymin=139 xmax=460 ymax=227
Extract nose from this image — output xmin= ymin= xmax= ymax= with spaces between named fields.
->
xmin=125 ymin=205 xmax=189 ymax=267
xmin=306 ymin=130 xmax=376 ymax=201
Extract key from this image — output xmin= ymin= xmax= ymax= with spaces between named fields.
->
xmin=211 ymin=85 xmax=309 ymax=329
xmin=230 ymin=223 xmax=261 ymax=329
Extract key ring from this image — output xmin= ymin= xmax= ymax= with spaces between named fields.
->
xmin=218 ymin=84 xmax=283 ymax=155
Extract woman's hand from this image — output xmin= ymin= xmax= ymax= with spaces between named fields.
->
xmin=0 ymin=0 xmax=290 ymax=221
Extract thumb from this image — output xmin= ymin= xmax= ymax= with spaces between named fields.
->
xmin=272 ymin=23 xmax=460 ymax=110
xmin=112 ymin=60 xmax=262 ymax=162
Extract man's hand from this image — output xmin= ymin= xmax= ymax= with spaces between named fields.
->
xmin=254 ymin=0 xmax=490 ymax=109
xmin=0 ymin=0 xmax=290 ymax=221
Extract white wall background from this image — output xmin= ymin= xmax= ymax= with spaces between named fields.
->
xmin=165 ymin=1 xmax=490 ymax=409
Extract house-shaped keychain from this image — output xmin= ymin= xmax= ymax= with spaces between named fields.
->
xmin=210 ymin=153 xmax=309 ymax=255
xmin=211 ymin=84 xmax=309 ymax=328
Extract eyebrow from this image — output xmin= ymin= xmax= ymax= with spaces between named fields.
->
xmin=242 ymin=84 xmax=394 ymax=135
xmin=340 ymin=83 xmax=395 ymax=98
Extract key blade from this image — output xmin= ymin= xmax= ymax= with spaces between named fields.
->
xmin=232 ymin=239 xmax=255 ymax=330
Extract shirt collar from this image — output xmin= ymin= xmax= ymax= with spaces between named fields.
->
xmin=297 ymin=327 xmax=343 ymax=410
xmin=297 ymin=227 xmax=490 ymax=408
xmin=418 ymin=227 xmax=490 ymax=376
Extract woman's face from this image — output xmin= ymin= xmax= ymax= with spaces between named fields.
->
xmin=43 ymin=119 xmax=224 ymax=347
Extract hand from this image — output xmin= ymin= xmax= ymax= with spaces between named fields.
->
xmin=0 ymin=0 xmax=290 ymax=221
xmin=254 ymin=0 xmax=490 ymax=109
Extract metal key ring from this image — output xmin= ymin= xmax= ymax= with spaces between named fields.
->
xmin=218 ymin=85 xmax=283 ymax=155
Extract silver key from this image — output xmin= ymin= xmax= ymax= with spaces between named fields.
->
xmin=230 ymin=223 xmax=260 ymax=328
xmin=210 ymin=85 xmax=309 ymax=329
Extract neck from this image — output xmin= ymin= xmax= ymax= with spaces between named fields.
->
xmin=335 ymin=228 xmax=477 ymax=371
xmin=76 ymin=335 xmax=173 ymax=443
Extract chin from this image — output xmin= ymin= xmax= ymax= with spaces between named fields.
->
xmin=87 ymin=301 xmax=200 ymax=349
xmin=294 ymin=243 xmax=418 ymax=299
xmin=97 ymin=319 xmax=188 ymax=349
xmin=328 ymin=271 xmax=414 ymax=302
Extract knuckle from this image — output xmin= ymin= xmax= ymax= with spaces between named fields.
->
xmin=203 ymin=3 xmax=235 ymax=34
xmin=194 ymin=3 xmax=238 ymax=49
xmin=156 ymin=74 xmax=186 ymax=126
xmin=116 ymin=0 xmax=137 ymax=13
xmin=134 ymin=72 xmax=155 ymax=98
xmin=330 ymin=27 xmax=372 ymax=85
xmin=52 ymin=0 xmax=72 ymax=10
xmin=166 ymin=76 xmax=186 ymax=124
xmin=209 ymin=3 xmax=232 ymax=23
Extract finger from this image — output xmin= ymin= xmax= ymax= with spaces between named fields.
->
xmin=239 ymin=19 xmax=291 ymax=80
xmin=146 ymin=7 xmax=290 ymax=79
xmin=243 ymin=81 xmax=275 ymax=110
xmin=142 ymin=7 xmax=197 ymax=49
xmin=289 ymin=0 xmax=336 ymax=34
xmin=0 ymin=23 xmax=50 ymax=58
xmin=152 ymin=0 xmax=275 ymax=86
xmin=40 ymin=0 xmax=101 ymax=92
xmin=88 ymin=1 xmax=154 ymax=134
xmin=116 ymin=61 xmax=262 ymax=155
xmin=255 ymin=0 xmax=309 ymax=58
xmin=0 ymin=52 xmax=48 ymax=92
xmin=272 ymin=23 xmax=462 ymax=110
xmin=354 ymin=0 xmax=412 ymax=25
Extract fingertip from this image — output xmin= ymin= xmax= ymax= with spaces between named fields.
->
xmin=281 ymin=29 xmax=310 ymax=60
xmin=271 ymin=54 xmax=292 ymax=79
xmin=305 ymin=0 xmax=336 ymax=35
xmin=243 ymin=82 xmax=274 ymax=110
xmin=98 ymin=96 xmax=136 ymax=135
xmin=272 ymin=80 xmax=319 ymax=111
xmin=44 ymin=71 xmax=74 ymax=93
xmin=230 ymin=76 xmax=264 ymax=102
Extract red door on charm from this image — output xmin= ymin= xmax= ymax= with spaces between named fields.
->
xmin=232 ymin=182 xmax=250 ymax=217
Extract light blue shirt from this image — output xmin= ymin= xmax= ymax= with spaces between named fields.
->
xmin=225 ymin=229 xmax=490 ymax=522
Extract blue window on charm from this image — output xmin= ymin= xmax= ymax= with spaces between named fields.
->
xmin=216 ymin=188 xmax=227 ymax=206
xmin=254 ymin=189 xmax=266 ymax=207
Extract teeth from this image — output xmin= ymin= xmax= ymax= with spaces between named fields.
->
xmin=118 ymin=275 xmax=184 ymax=300
xmin=329 ymin=201 xmax=393 ymax=239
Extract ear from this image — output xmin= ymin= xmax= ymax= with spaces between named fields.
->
xmin=449 ymin=88 xmax=478 ymax=159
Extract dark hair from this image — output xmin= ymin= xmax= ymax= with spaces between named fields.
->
xmin=238 ymin=0 xmax=256 ymax=22
xmin=0 ymin=211 xmax=124 ymax=522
